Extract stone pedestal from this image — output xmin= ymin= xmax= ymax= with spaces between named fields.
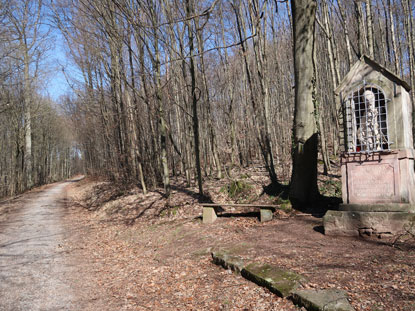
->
xmin=203 ymin=207 xmax=217 ymax=224
xmin=260 ymin=209 xmax=273 ymax=222
xmin=341 ymin=149 xmax=415 ymax=205
xmin=324 ymin=149 xmax=415 ymax=236
xmin=324 ymin=210 xmax=415 ymax=236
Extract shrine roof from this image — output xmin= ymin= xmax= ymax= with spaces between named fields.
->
xmin=335 ymin=55 xmax=411 ymax=95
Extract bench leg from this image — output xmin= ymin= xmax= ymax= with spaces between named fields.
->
xmin=203 ymin=207 xmax=217 ymax=224
xmin=260 ymin=209 xmax=273 ymax=222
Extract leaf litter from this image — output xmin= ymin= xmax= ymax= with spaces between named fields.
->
xmin=61 ymin=172 xmax=415 ymax=311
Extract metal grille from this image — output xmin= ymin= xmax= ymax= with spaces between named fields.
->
xmin=344 ymin=84 xmax=391 ymax=153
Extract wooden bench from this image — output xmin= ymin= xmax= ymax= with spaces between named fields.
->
xmin=201 ymin=203 xmax=278 ymax=224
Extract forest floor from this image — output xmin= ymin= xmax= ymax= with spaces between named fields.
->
xmin=63 ymin=164 xmax=415 ymax=311
xmin=1 ymin=165 xmax=415 ymax=310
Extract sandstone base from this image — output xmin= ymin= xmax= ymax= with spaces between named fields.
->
xmin=339 ymin=203 xmax=415 ymax=212
xmin=291 ymin=289 xmax=355 ymax=311
xmin=341 ymin=150 xmax=415 ymax=205
xmin=323 ymin=210 xmax=415 ymax=236
xmin=260 ymin=209 xmax=273 ymax=222
xmin=203 ymin=207 xmax=217 ymax=224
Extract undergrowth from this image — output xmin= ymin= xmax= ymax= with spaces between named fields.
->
xmin=220 ymin=179 xmax=254 ymax=203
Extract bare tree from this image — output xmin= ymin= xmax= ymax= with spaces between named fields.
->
xmin=289 ymin=0 xmax=319 ymax=206
xmin=5 ymin=0 xmax=49 ymax=189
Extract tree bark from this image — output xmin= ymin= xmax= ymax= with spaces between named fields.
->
xmin=387 ymin=0 xmax=400 ymax=74
xmin=23 ymin=52 xmax=33 ymax=189
xmin=403 ymin=0 xmax=415 ymax=134
xmin=365 ymin=0 xmax=375 ymax=58
xmin=186 ymin=0 xmax=203 ymax=195
xmin=337 ymin=1 xmax=354 ymax=66
xmin=354 ymin=0 xmax=365 ymax=57
xmin=289 ymin=0 xmax=319 ymax=206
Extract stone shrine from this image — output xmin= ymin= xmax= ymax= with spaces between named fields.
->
xmin=324 ymin=55 xmax=415 ymax=236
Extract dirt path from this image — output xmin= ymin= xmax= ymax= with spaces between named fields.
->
xmin=0 ymin=181 xmax=107 ymax=311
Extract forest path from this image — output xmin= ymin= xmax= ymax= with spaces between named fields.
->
xmin=0 ymin=180 xmax=104 ymax=311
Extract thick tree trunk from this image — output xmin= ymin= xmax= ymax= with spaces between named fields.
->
xmin=289 ymin=0 xmax=319 ymax=206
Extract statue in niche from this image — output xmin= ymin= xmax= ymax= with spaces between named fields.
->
xmin=349 ymin=87 xmax=388 ymax=152
xmin=357 ymin=89 xmax=381 ymax=151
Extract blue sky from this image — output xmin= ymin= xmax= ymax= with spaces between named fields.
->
xmin=42 ymin=30 xmax=72 ymax=101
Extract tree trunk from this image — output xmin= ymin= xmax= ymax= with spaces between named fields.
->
xmin=403 ymin=0 xmax=415 ymax=135
xmin=365 ymin=0 xmax=374 ymax=58
xmin=195 ymin=10 xmax=222 ymax=179
xmin=337 ymin=1 xmax=354 ymax=66
xmin=355 ymin=0 xmax=365 ymax=57
xmin=23 ymin=58 xmax=33 ymax=189
xmin=186 ymin=0 xmax=203 ymax=195
xmin=387 ymin=0 xmax=400 ymax=74
xmin=150 ymin=3 xmax=170 ymax=196
xmin=289 ymin=0 xmax=319 ymax=206
xmin=248 ymin=0 xmax=278 ymax=184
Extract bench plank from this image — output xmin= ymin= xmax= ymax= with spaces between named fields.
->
xmin=202 ymin=204 xmax=276 ymax=223
xmin=201 ymin=203 xmax=278 ymax=208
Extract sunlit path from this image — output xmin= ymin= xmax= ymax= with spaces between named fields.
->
xmin=0 ymin=183 xmax=76 ymax=310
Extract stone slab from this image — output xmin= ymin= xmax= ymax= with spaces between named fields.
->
xmin=291 ymin=289 xmax=355 ymax=311
xmin=323 ymin=210 xmax=415 ymax=236
xmin=260 ymin=209 xmax=273 ymax=222
xmin=211 ymin=251 xmax=247 ymax=274
xmin=241 ymin=263 xmax=307 ymax=297
xmin=341 ymin=150 xmax=415 ymax=205
xmin=210 ymin=252 xmax=356 ymax=311
xmin=339 ymin=203 xmax=415 ymax=212
xmin=203 ymin=207 xmax=217 ymax=224
xmin=346 ymin=157 xmax=400 ymax=204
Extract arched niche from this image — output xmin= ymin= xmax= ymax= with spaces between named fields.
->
xmin=344 ymin=83 xmax=390 ymax=153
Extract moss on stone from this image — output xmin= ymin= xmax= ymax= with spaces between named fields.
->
xmin=211 ymin=251 xmax=247 ymax=274
xmin=241 ymin=263 xmax=306 ymax=297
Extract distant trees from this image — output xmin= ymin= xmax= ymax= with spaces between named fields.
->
xmin=5 ymin=0 xmax=47 ymax=189
xmin=0 ymin=92 xmax=78 ymax=198
xmin=51 ymin=0 xmax=294 ymax=195
xmin=0 ymin=0 xmax=78 ymax=198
